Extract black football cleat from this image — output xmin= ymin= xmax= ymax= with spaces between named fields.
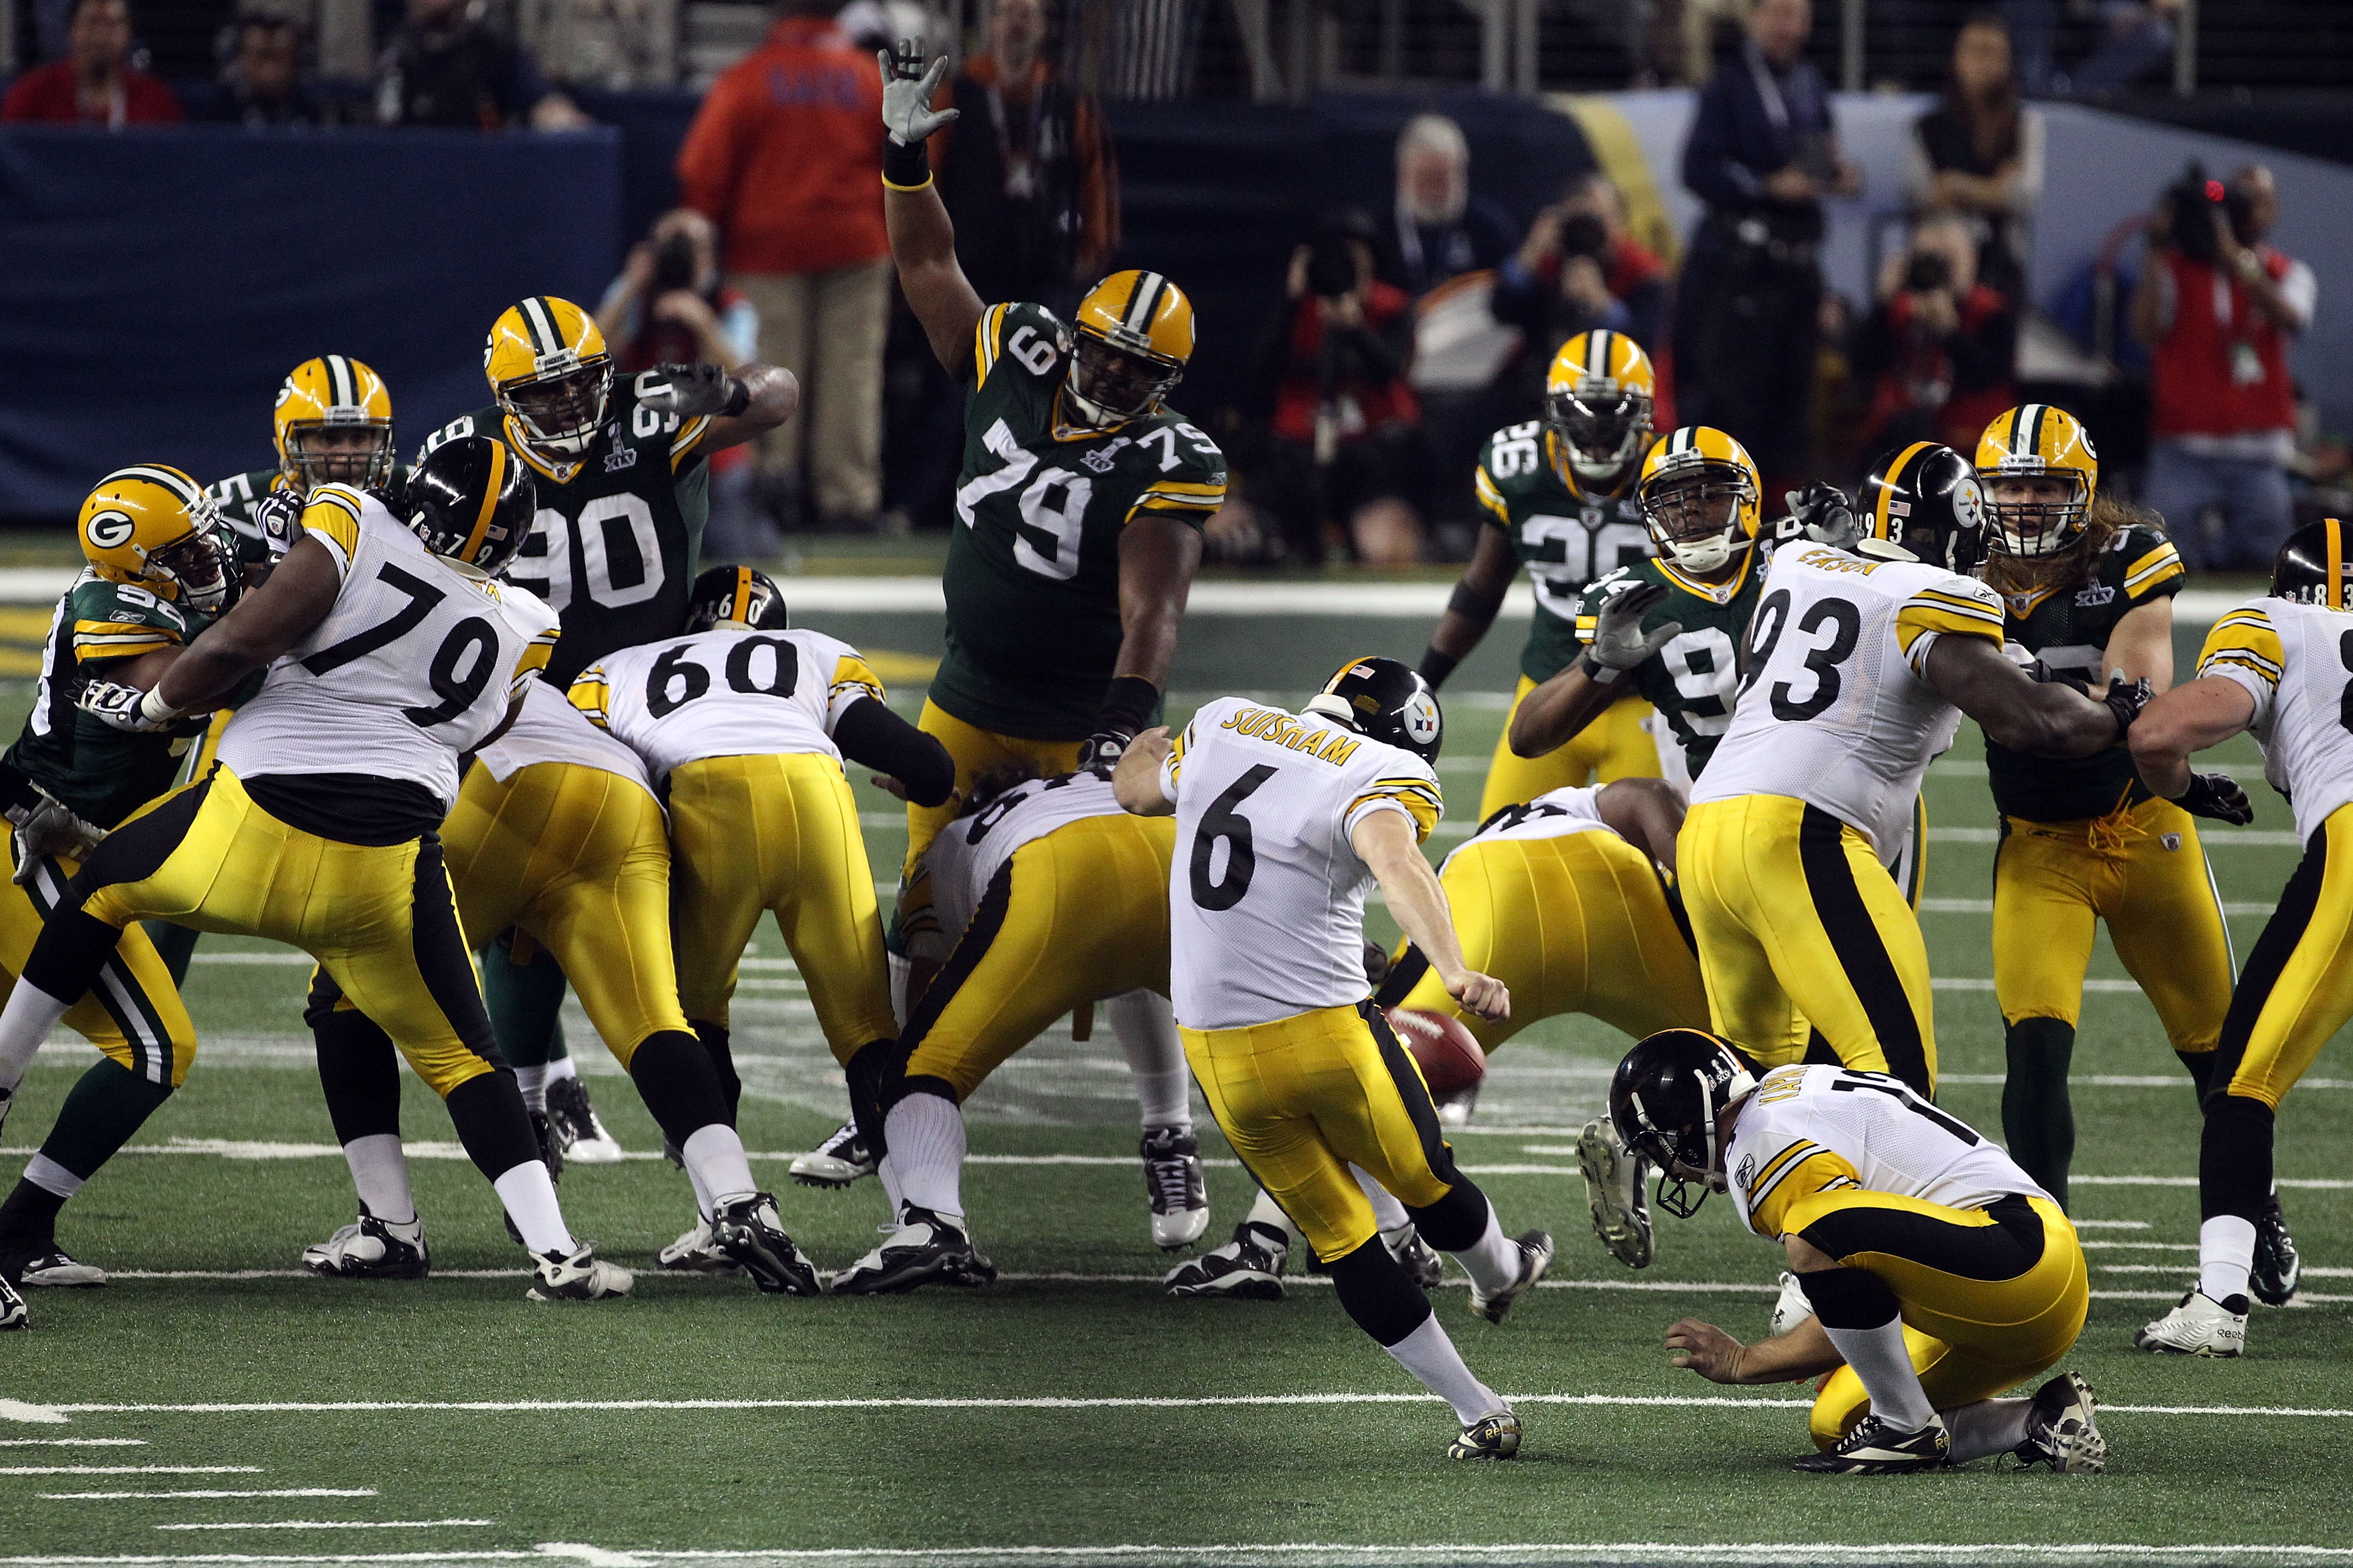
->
xmin=790 ymin=1121 xmax=877 ymax=1188
xmin=1793 ymin=1413 xmax=1951 ymax=1475
xmin=708 ymin=1192 xmax=824 ymax=1296
xmin=1141 ymin=1124 xmax=1209 ymax=1249
xmin=0 ymin=1272 xmax=24 ymax=1331
xmin=300 ymin=1210 xmax=429 ymax=1280
xmin=830 ymin=1205 xmax=995 ymax=1295
xmin=1164 ymin=1220 xmax=1288 ymax=1300
xmin=1467 ymin=1230 xmax=1554 ymax=1324
xmin=2014 ymin=1371 xmax=2106 ymax=1474
xmin=1448 ymin=1408 xmax=1521 ymax=1460
xmin=545 ymin=1076 xmax=624 ymax=1164
xmin=2252 ymin=1192 xmax=2301 ymax=1307
xmin=1387 ymin=1224 xmax=1446 ymax=1290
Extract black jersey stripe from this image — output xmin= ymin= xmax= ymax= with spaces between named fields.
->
xmin=1796 ymin=804 xmax=1932 ymax=1096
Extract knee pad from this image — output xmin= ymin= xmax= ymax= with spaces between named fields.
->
xmin=1793 ymin=1265 xmax=1899 ymax=1330
xmin=1323 ymin=1238 xmax=1433 ymax=1348
xmin=1403 ymin=1179 xmax=1489 ymax=1254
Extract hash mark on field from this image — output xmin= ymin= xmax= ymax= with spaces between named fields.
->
xmin=153 ymin=1519 xmax=492 ymax=1531
xmin=42 ymin=1489 xmax=377 ymax=1500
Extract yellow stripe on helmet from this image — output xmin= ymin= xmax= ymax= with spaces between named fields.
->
xmin=733 ymin=565 xmax=755 ymax=625
xmin=461 ymin=440 xmax=507 ymax=564
xmin=2330 ymin=517 xmax=2345 ymax=613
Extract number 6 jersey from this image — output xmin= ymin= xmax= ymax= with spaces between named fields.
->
xmin=1691 ymin=544 xmax=2005 ymax=853
xmin=1161 ymin=697 xmax=1443 ymax=1030
xmin=568 ymin=627 xmax=886 ymax=784
xmin=937 ymin=301 xmax=1227 ymax=740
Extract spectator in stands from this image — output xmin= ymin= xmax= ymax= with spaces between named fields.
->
xmin=1374 ymin=113 xmax=1517 ymax=297
xmin=2006 ymin=0 xmax=2181 ymax=96
xmin=1673 ymin=0 xmax=1858 ymax=495
xmin=1905 ymin=11 xmax=2043 ymax=299
xmin=1852 ymin=214 xmax=2018 ymax=454
xmin=677 ymin=0 xmax=888 ymax=532
xmin=2 ymin=0 xmax=181 ymax=126
xmin=926 ymin=0 xmax=1120 ymax=318
xmin=1224 ymin=210 xmax=1427 ymax=568
xmin=597 ymin=208 xmax=771 ymax=557
xmin=192 ymin=14 xmax=336 ymax=128
xmin=2132 ymin=163 xmax=2315 ymax=572
xmin=1492 ymin=170 xmax=1669 ymax=366
xmin=374 ymin=0 xmax=589 ymax=129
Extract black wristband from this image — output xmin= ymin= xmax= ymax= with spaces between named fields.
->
xmin=0 ymin=760 xmax=42 ymax=825
xmin=1578 ymin=651 xmax=1625 ymax=686
xmin=1095 ymin=675 xmax=1160 ymax=740
xmin=1417 ymin=647 xmax=1460 ymax=690
xmin=882 ymin=135 xmax=931 ymax=190
xmin=720 ymin=375 xmax=751 ymax=418
xmin=1446 ymin=581 xmax=1505 ymax=625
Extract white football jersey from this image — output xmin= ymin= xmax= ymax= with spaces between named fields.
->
xmin=218 ymin=485 xmax=555 ymax=807
xmin=476 ymin=677 xmax=655 ymax=795
xmin=2198 ymin=595 xmax=2353 ymax=845
xmin=1162 ymin=697 xmax=1443 ymax=1030
xmin=1726 ymin=1063 xmax=2050 ymax=1240
xmin=569 ymin=628 xmax=884 ymax=785
xmin=1439 ymin=783 xmax=1613 ymax=874
xmin=922 ymin=773 xmax=1125 ymax=952
xmin=1692 ymin=544 xmax=2005 ymax=851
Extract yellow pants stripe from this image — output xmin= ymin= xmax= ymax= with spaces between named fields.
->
xmin=1478 ymin=676 xmax=1659 ymax=820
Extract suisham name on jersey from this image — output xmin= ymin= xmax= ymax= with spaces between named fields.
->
xmin=1218 ymin=706 xmax=1363 ymax=766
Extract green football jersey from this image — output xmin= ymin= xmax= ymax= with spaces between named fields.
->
xmin=4 ymin=572 xmax=214 ymax=827
xmin=1985 ymin=524 xmax=2185 ymax=822
xmin=1474 ymin=421 xmax=1652 ymax=684
xmin=932 ymin=302 xmax=1227 ymax=740
xmin=1572 ymin=549 xmax=1763 ymax=780
xmin=202 ymin=468 xmax=288 ymax=570
xmin=423 ymin=376 xmax=712 ymax=688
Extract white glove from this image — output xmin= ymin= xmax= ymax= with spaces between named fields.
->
xmin=878 ymin=47 xmax=957 ymax=145
xmin=78 ymin=680 xmax=180 ymax=733
xmin=10 ymin=796 xmax=105 ymax=886
xmin=1583 ymin=581 xmax=1681 ymax=679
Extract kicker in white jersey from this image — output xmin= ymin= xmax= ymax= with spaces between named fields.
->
xmin=566 ymin=627 xmax=885 ymax=781
xmin=2197 ymin=595 xmax=2353 ymax=845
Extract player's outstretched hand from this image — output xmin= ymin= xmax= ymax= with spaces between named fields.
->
xmin=1446 ymin=968 xmax=1509 ymax=1023
xmin=639 ymin=363 xmax=746 ymax=419
xmin=78 ymin=680 xmax=176 ymax=733
xmin=1587 ymin=581 xmax=1679 ymax=674
xmin=1665 ymin=1317 xmax=1748 ymax=1384
xmin=2174 ymin=771 xmax=2254 ymax=825
xmin=878 ymin=47 xmax=957 ymax=144
xmin=9 ymin=795 xmax=104 ymax=885
xmin=1784 ymin=482 xmax=1858 ymax=548
xmin=2102 ymin=672 xmax=2154 ymax=738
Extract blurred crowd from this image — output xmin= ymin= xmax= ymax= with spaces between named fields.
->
xmin=0 ymin=0 xmax=2327 ymax=568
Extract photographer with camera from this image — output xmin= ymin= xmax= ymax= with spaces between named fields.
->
xmin=2131 ymin=163 xmax=2315 ymax=571
xmin=1493 ymin=171 xmax=1669 ymax=364
xmin=1852 ymin=213 xmax=2017 ymax=453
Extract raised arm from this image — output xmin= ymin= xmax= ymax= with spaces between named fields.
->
xmin=879 ymin=49 xmax=984 ymax=377
xmin=1508 ymin=580 xmax=1677 ymax=758
xmin=1417 ymin=526 xmax=1518 ymax=690
xmin=1923 ymin=633 xmax=2133 ymax=759
xmin=1351 ymin=808 xmax=1507 ymax=1023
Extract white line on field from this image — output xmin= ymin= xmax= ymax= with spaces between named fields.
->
xmin=2079 ymin=1241 xmax=2198 ymax=1250
xmin=42 ymin=1491 xmax=378 ymax=1502
xmin=0 ymin=1440 xmax=146 ymax=1447
xmin=152 ymin=1522 xmax=493 ymax=1533
xmin=1 ymin=1467 xmax=263 ymax=1476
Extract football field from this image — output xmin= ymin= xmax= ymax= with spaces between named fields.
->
xmin=2 ymin=591 xmax=2349 ymax=1567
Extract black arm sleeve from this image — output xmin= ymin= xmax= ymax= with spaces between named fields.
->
xmin=834 ymin=696 xmax=956 ymax=807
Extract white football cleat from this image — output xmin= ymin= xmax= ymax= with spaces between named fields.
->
xmin=2135 ymin=1288 xmax=2247 ymax=1357
xmin=1435 ymin=1082 xmax=1479 ymax=1129
xmin=527 ymin=1243 xmax=634 ymax=1302
xmin=1164 ymin=1220 xmax=1288 ymax=1300
xmin=1771 ymin=1270 xmax=1815 ymax=1337
xmin=790 ymin=1121 xmax=877 ymax=1188
xmin=300 ymin=1210 xmax=429 ymax=1280
xmin=19 ymin=1249 xmax=108 ymax=1288
xmin=659 ymin=1215 xmax=745 ymax=1275
xmin=545 ymin=1076 xmax=624 ymax=1165
xmin=830 ymin=1205 xmax=995 ymax=1295
xmin=1576 ymin=1116 xmax=1653 ymax=1270
xmin=1141 ymin=1124 xmax=1210 ymax=1250
xmin=0 ymin=1273 xmax=24 ymax=1331
xmin=2015 ymin=1371 xmax=2106 ymax=1474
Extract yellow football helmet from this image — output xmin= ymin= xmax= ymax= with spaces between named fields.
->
xmin=275 ymin=355 xmax=394 ymax=494
xmin=1066 ymin=271 xmax=1194 ymax=425
xmin=1545 ymin=330 xmax=1655 ymax=489
xmin=1975 ymin=404 xmax=2099 ymax=559
xmin=78 ymin=464 xmax=236 ymax=615
xmin=1636 ymin=427 xmax=1760 ymax=575
xmin=484 ymin=295 xmax=613 ymax=466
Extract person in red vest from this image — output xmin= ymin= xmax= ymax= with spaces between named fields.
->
xmin=2 ymin=0 xmax=182 ymax=127
xmin=2132 ymin=164 xmax=2315 ymax=572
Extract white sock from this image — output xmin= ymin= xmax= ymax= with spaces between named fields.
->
xmin=24 ymin=1153 xmax=83 ymax=1199
xmin=1107 ymin=989 xmax=1190 ymax=1129
xmin=2199 ymin=1214 xmax=2258 ymax=1304
xmin=1382 ymin=1312 xmax=1506 ymax=1424
xmin=1351 ymin=1164 xmax=1411 ymax=1232
xmin=0 ymin=980 xmax=74 ymax=1095
xmin=681 ymin=1152 xmax=714 ymax=1219
xmin=884 ymin=1093 xmax=966 ymax=1219
xmin=1445 ymin=1201 xmax=1522 ymax=1297
xmin=514 ymin=1062 xmax=550 ymax=1115
xmin=341 ymin=1133 xmax=416 ymax=1225
xmin=1821 ymin=1318 xmax=1936 ymax=1430
xmin=887 ymin=951 xmax=912 ymax=1029
xmin=878 ymin=1150 xmax=905 ymax=1214
xmin=546 ymin=1053 xmax=578 ymax=1085
xmin=1244 ymin=1187 xmax=1295 ymax=1248
xmin=681 ymin=1122 xmax=758 ymax=1207
xmin=492 ymin=1160 xmax=575 ymax=1256
xmin=1943 ymin=1397 xmax=2033 ymax=1464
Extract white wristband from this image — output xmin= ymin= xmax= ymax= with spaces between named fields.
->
xmin=138 ymin=686 xmax=183 ymax=725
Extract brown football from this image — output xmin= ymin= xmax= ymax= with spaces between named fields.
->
xmin=1387 ymin=1008 xmax=1487 ymax=1096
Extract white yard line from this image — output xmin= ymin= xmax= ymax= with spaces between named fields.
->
xmin=0 ymin=1466 xmax=262 ymax=1476
xmin=152 ymin=1521 xmax=492 ymax=1532
xmin=0 ymin=1440 xmax=146 ymax=1447
xmin=1920 ymin=897 xmax=2275 ymax=916
xmin=41 ymin=1489 xmax=376 ymax=1500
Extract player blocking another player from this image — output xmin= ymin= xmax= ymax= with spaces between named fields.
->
xmin=1116 ymin=658 xmax=1552 ymax=1461
xmin=0 ymin=437 xmax=631 ymax=1309
xmin=2123 ymin=518 xmax=2353 ymax=1355
xmin=1616 ymin=1030 xmax=2104 ymax=1474
xmin=570 ymin=566 xmax=953 ymax=1265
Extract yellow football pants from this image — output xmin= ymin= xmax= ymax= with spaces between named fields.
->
xmin=901 ymin=814 xmax=1174 ymax=1100
xmin=4 ymin=836 xmax=195 ymax=1088
xmin=1184 ymin=1000 xmax=1463 ymax=1263
xmin=79 ymin=767 xmax=498 ymax=1099
xmin=902 ymin=699 xmax=1087 ymax=879
xmin=441 ymin=761 xmax=692 ymax=1070
xmin=669 ymin=751 xmax=898 ymax=1064
xmin=1789 ymin=1190 xmax=2088 ymax=1446
xmin=2207 ymin=806 xmax=2353 ymax=1110
xmin=1396 ymin=828 xmax=1708 ymax=1052
xmin=1992 ymin=796 xmax=2232 ymax=1052
xmin=1478 ymin=677 xmax=1660 ymax=820
xmin=1680 ymin=794 xmax=1937 ymax=1095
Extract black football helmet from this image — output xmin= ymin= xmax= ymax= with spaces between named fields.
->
xmin=407 ymin=434 xmax=537 ymax=575
xmin=685 ymin=564 xmax=789 ymax=632
xmin=1608 ymin=1028 xmax=1758 ymax=1219
xmin=2273 ymin=517 xmax=2353 ymax=611
xmin=1855 ymin=442 xmax=1990 ymax=577
xmin=1303 ymin=655 xmax=1442 ymax=763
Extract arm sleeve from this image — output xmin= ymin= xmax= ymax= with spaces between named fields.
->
xmin=968 ymin=302 xmax=1015 ymax=394
xmin=1743 ymin=1137 xmax=1865 ymax=1238
xmin=72 ymin=589 xmax=186 ymax=664
xmin=509 ymin=624 xmax=560 ymax=697
xmin=568 ymin=664 xmax=614 ymax=728
xmin=297 ymin=485 xmax=365 ymax=579
xmin=821 ymin=649 xmax=889 ymax=726
xmin=1343 ymin=764 xmax=1444 ymax=844
xmin=833 ymin=696 xmax=955 ymax=807
xmin=1160 ymin=716 xmax=1199 ymax=800
xmin=1126 ymin=438 xmax=1229 ymax=526
xmin=2121 ymin=532 xmax=2187 ymax=603
xmin=2197 ymin=607 xmax=2284 ymax=726
xmin=1894 ymin=577 xmax=2007 ymax=676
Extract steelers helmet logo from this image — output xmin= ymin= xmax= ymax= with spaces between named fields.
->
xmin=86 ymin=510 xmax=137 ymax=550
xmin=1403 ymin=691 xmax=1441 ymax=745
xmin=1951 ymin=475 xmax=1987 ymax=531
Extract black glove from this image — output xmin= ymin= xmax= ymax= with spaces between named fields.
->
xmin=1784 ymin=482 xmax=1859 ymax=548
xmin=2101 ymin=673 xmax=2154 ymax=739
xmin=1079 ymin=675 xmax=1160 ymax=777
xmin=2172 ymin=772 xmax=2254 ymax=826
xmin=640 ymin=362 xmax=748 ymax=420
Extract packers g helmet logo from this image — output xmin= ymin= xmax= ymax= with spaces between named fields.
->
xmin=86 ymin=510 xmax=137 ymax=551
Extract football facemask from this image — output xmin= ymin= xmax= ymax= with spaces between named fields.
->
xmin=1640 ymin=468 xmax=1754 ymax=575
xmin=283 ymin=422 xmax=396 ymax=493
xmin=502 ymin=362 xmax=613 ymax=460
xmin=1065 ymin=332 xmax=1183 ymax=427
xmin=1546 ymin=385 xmax=1653 ymax=486
xmin=148 ymin=522 xmax=238 ymax=617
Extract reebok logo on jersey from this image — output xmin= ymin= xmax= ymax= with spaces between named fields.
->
xmin=603 ymin=447 xmax=640 ymax=474
xmin=2163 ymin=832 xmax=2182 ymax=851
